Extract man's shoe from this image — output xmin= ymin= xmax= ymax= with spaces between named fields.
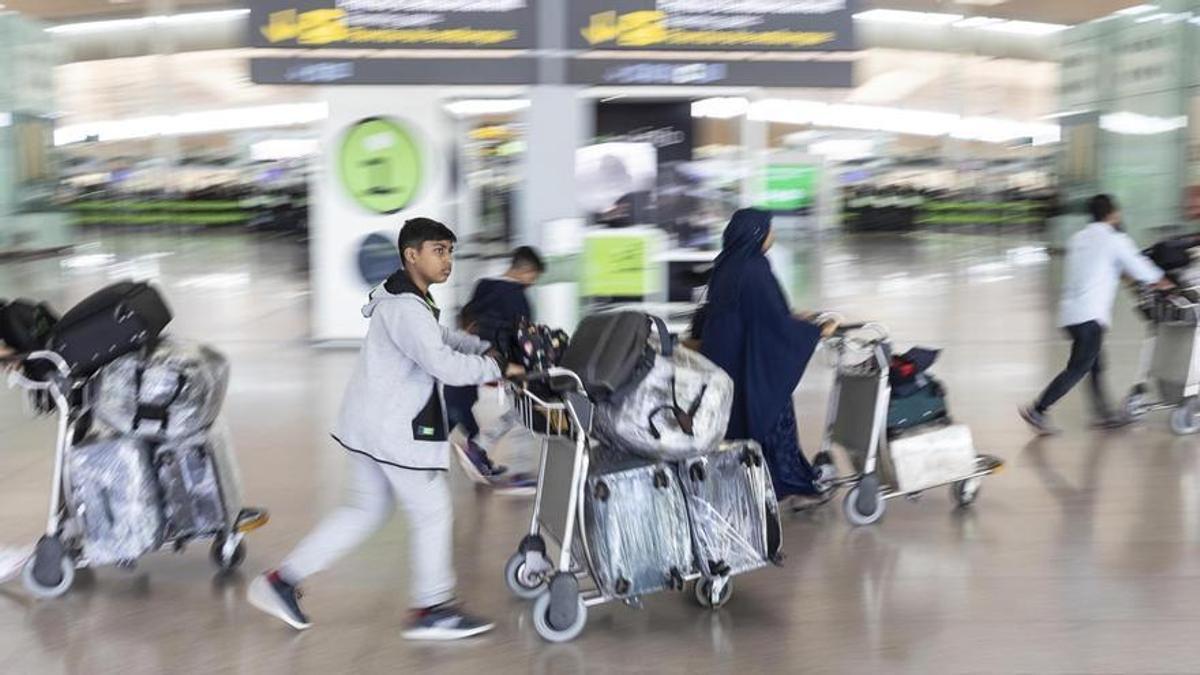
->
xmin=401 ymin=603 xmax=494 ymax=641
xmin=248 ymin=571 xmax=311 ymax=630
xmin=1019 ymin=405 xmax=1059 ymax=436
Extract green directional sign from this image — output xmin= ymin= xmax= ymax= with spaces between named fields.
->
xmin=338 ymin=117 xmax=422 ymax=215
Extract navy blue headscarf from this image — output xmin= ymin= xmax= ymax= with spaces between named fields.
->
xmin=701 ymin=209 xmax=822 ymax=442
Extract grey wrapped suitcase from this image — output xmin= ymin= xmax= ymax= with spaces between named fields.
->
xmin=584 ymin=450 xmax=694 ymax=598
xmin=68 ymin=435 xmax=163 ymax=566
xmin=594 ymin=345 xmax=733 ymax=461
xmin=95 ymin=339 xmax=230 ymax=441
xmin=155 ymin=425 xmax=243 ymax=540
xmin=678 ymin=441 xmax=782 ymax=578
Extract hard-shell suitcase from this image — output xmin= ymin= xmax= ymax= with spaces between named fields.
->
xmin=68 ymin=435 xmax=163 ymax=566
xmin=678 ymin=441 xmax=782 ymax=578
xmin=584 ymin=450 xmax=694 ymax=598
xmin=155 ymin=426 xmax=243 ymax=540
xmin=561 ymin=312 xmax=668 ymax=403
xmin=48 ymin=281 xmax=172 ymax=378
xmin=95 ymin=339 xmax=230 ymax=440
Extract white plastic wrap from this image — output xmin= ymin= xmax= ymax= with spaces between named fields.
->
xmin=594 ymin=346 xmax=733 ymax=461
xmin=883 ymin=424 xmax=977 ymax=493
xmin=68 ymin=435 xmax=162 ymax=566
xmin=155 ymin=423 xmax=243 ymax=539
xmin=679 ymin=442 xmax=779 ymax=578
xmin=95 ymin=338 xmax=230 ymax=440
xmin=584 ymin=460 xmax=694 ymax=597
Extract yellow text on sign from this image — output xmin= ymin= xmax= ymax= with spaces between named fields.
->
xmin=260 ymin=8 xmax=349 ymax=45
xmin=581 ymin=11 xmax=668 ymax=47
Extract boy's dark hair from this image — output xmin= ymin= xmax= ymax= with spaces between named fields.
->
xmin=398 ymin=217 xmax=457 ymax=259
xmin=511 ymin=245 xmax=545 ymax=273
xmin=1088 ymin=194 xmax=1117 ymax=223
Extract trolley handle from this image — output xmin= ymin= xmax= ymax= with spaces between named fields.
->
xmin=6 ymin=351 xmax=70 ymax=392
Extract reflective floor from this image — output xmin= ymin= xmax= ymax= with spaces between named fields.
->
xmin=1 ymin=229 xmax=1197 ymax=673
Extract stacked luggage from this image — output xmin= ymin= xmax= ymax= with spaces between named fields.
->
xmin=818 ymin=323 xmax=1003 ymax=526
xmin=504 ymin=311 xmax=781 ymax=642
xmin=6 ymin=281 xmax=262 ymax=598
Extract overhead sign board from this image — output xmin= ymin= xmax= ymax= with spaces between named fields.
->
xmin=568 ymin=58 xmax=853 ymax=87
xmin=250 ymin=0 xmax=538 ymax=49
xmin=570 ymin=0 xmax=855 ymax=52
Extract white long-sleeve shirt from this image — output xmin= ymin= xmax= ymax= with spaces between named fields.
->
xmin=1058 ymin=222 xmax=1164 ymax=327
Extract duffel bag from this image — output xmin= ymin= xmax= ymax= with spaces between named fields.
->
xmin=560 ymin=311 xmax=664 ymax=403
xmin=594 ymin=336 xmax=733 ymax=461
xmin=95 ymin=338 xmax=229 ymax=440
xmin=887 ymin=375 xmax=949 ymax=435
xmin=47 ymin=281 xmax=172 ymax=378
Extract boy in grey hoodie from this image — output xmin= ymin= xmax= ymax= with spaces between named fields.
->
xmin=248 ymin=218 xmax=520 ymax=640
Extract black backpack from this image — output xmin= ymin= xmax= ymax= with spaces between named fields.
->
xmin=0 ymin=299 xmax=59 ymax=353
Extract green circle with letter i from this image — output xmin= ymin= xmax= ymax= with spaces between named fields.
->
xmin=338 ymin=117 xmax=423 ymax=215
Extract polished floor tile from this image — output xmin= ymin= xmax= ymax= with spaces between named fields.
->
xmin=1 ymin=229 xmax=1197 ymax=674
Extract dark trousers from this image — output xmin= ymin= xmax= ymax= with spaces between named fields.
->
xmin=444 ymin=385 xmax=479 ymax=439
xmin=1035 ymin=320 xmax=1112 ymax=417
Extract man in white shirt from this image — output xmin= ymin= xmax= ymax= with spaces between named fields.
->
xmin=1021 ymin=195 xmax=1173 ymax=434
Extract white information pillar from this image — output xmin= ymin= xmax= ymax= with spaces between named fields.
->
xmin=310 ymin=86 xmax=453 ymax=343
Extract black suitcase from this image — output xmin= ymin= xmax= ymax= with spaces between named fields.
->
xmin=48 ymin=281 xmax=172 ymax=378
xmin=0 ymin=299 xmax=58 ymax=353
xmin=560 ymin=311 xmax=669 ymax=402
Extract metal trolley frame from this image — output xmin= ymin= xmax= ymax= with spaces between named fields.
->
xmin=500 ymin=367 xmax=715 ymax=643
xmin=813 ymin=324 xmax=1004 ymax=526
xmin=1124 ymin=287 xmax=1200 ymax=435
xmin=6 ymin=350 xmax=267 ymax=599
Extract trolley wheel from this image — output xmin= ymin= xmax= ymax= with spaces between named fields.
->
xmin=505 ymin=552 xmax=547 ymax=600
xmin=532 ymin=590 xmax=588 ymax=643
xmin=23 ymin=536 xmax=74 ymax=599
xmin=1170 ymin=398 xmax=1200 ymax=436
xmin=210 ymin=532 xmax=246 ymax=572
xmin=1123 ymin=388 xmax=1150 ymax=421
xmin=951 ymin=477 xmax=982 ymax=508
xmin=693 ymin=577 xmax=733 ymax=610
xmin=843 ymin=484 xmax=886 ymax=527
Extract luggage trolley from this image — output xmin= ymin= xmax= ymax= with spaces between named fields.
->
xmin=813 ymin=323 xmax=1004 ymax=526
xmin=6 ymin=351 xmax=268 ymax=598
xmin=501 ymin=368 xmax=719 ymax=643
xmin=1123 ymin=286 xmax=1200 ymax=435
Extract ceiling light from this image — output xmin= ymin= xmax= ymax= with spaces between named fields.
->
xmin=691 ymin=97 xmax=750 ymax=120
xmin=1100 ymin=112 xmax=1187 ymax=135
xmin=954 ymin=17 xmax=1005 ymax=28
xmin=1115 ymin=4 xmax=1159 ymax=16
xmin=980 ymin=20 xmax=1069 ymax=35
xmin=444 ymin=99 xmax=530 ymax=117
xmin=853 ymin=9 xmax=963 ymax=26
xmin=47 ymin=8 xmax=248 ymax=34
xmin=54 ymin=102 xmax=328 ymax=146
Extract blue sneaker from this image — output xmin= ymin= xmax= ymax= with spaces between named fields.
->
xmin=401 ymin=603 xmax=494 ymax=641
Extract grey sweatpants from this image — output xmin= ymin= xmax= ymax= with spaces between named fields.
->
xmin=279 ymin=452 xmax=455 ymax=609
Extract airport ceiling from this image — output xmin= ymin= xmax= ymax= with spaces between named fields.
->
xmin=1 ymin=0 xmax=1149 ymax=26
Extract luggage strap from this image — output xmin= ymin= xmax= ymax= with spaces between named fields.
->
xmin=132 ymin=365 xmax=187 ymax=433
xmin=648 ymin=376 xmax=707 ymax=439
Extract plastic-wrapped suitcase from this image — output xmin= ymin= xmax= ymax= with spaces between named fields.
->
xmin=68 ymin=435 xmax=163 ymax=566
xmin=155 ymin=425 xmax=243 ymax=540
xmin=594 ymin=345 xmax=733 ymax=461
xmin=678 ymin=441 xmax=782 ymax=579
xmin=47 ymin=281 xmax=172 ymax=378
xmin=95 ymin=339 xmax=230 ymax=440
xmin=584 ymin=449 xmax=694 ymax=598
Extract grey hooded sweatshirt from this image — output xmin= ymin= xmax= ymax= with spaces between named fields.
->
xmin=331 ymin=271 xmax=502 ymax=471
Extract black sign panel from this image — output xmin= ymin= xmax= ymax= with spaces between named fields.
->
xmin=569 ymin=0 xmax=856 ymax=52
xmin=250 ymin=0 xmax=538 ymax=50
xmin=250 ymin=57 xmax=538 ymax=85
xmin=569 ymin=58 xmax=853 ymax=87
